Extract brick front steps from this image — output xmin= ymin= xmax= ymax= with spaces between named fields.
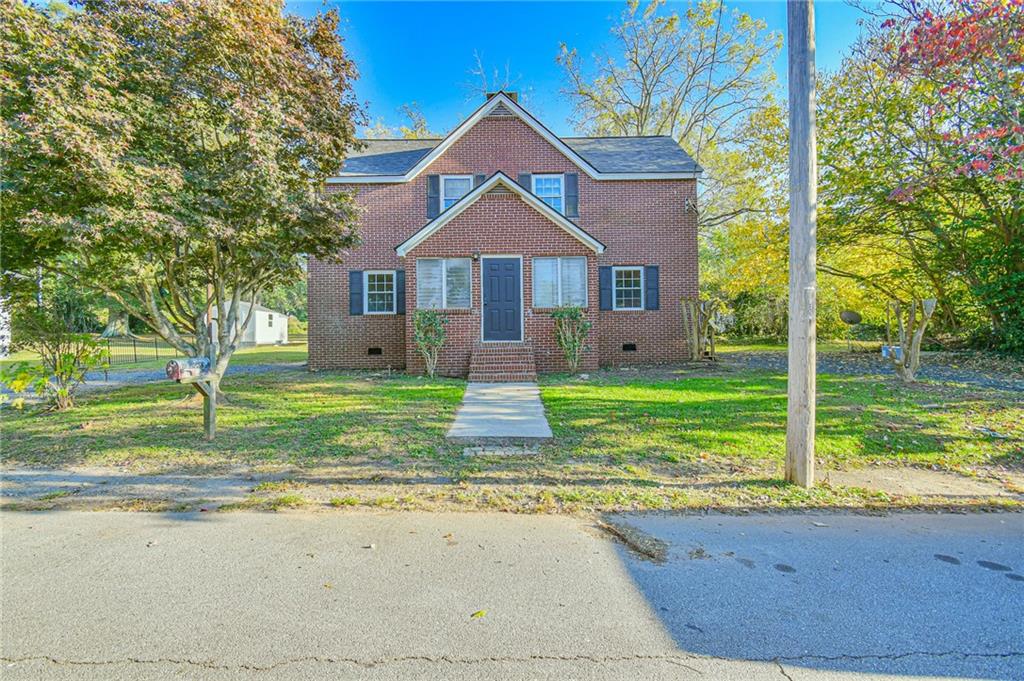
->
xmin=468 ymin=341 xmax=538 ymax=382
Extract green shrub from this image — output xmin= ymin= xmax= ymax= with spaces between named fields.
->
xmin=413 ymin=309 xmax=447 ymax=378
xmin=550 ymin=306 xmax=592 ymax=373
xmin=1 ymin=308 xmax=107 ymax=411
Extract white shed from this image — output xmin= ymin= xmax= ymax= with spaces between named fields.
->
xmin=214 ymin=302 xmax=289 ymax=346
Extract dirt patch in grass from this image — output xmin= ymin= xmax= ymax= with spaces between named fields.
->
xmin=828 ymin=466 xmax=1015 ymax=499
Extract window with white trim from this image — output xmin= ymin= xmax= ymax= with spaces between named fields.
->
xmin=267 ymin=314 xmax=274 ymax=328
xmin=532 ymin=257 xmax=587 ymax=308
xmin=416 ymin=258 xmax=471 ymax=309
xmin=364 ymin=270 xmax=396 ymax=314
xmin=441 ymin=175 xmax=473 ymax=210
xmin=612 ymin=266 xmax=643 ymax=310
xmin=532 ymin=174 xmax=564 ymax=213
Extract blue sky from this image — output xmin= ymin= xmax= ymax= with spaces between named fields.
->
xmin=286 ymin=1 xmax=875 ymax=137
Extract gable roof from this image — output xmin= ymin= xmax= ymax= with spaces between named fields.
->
xmin=340 ymin=139 xmax=438 ymax=176
xmin=330 ymin=92 xmax=702 ymax=184
xmin=395 ymin=172 xmax=606 ymax=256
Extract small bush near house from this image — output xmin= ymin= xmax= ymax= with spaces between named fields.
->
xmin=551 ymin=306 xmax=591 ymax=373
xmin=413 ymin=310 xmax=447 ymax=378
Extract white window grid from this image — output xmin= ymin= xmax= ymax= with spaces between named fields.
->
xmin=612 ymin=266 xmax=644 ymax=311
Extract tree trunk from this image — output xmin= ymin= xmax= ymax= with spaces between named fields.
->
xmin=100 ymin=308 xmax=135 ymax=338
xmin=888 ymin=299 xmax=936 ymax=383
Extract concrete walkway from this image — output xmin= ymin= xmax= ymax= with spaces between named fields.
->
xmin=446 ymin=382 xmax=552 ymax=440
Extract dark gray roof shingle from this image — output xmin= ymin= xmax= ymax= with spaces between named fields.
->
xmin=337 ymin=139 xmax=440 ymax=176
xmin=563 ymin=136 xmax=701 ymax=174
xmin=335 ymin=135 xmax=700 ymax=176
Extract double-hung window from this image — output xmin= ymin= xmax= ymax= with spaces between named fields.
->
xmin=417 ymin=258 xmax=471 ymax=309
xmin=364 ymin=270 xmax=396 ymax=314
xmin=612 ymin=266 xmax=643 ymax=310
xmin=533 ymin=257 xmax=587 ymax=308
xmin=441 ymin=175 xmax=473 ymax=210
xmin=532 ymin=174 xmax=564 ymax=213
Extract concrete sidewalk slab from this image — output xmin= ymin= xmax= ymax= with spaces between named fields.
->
xmin=447 ymin=382 xmax=552 ymax=441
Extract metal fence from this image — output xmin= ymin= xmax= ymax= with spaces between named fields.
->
xmin=102 ymin=336 xmax=184 ymax=366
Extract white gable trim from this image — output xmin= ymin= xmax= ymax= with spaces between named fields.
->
xmin=395 ymin=173 xmax=606 ymax=256
xmin=328 ymin=92 xmax=701 ymax=184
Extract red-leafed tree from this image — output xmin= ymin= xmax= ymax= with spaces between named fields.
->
xmin=883 ymin=0 xmax=1024 ymax=182
xmin=819 ymin=0 xmax=1024 ymax=351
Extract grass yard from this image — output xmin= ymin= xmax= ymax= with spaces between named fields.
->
xmin=539 ymin=371 xmax=1022 ymax=471
xmin=3 ymin=355 xmax=1022 ymax=513
xmin=2 ymin=369 xmax=464 ymax=469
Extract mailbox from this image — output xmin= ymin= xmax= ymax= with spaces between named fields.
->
xmin=881 ymin=345 xmax=903 ymax=361
xmin=166 ymin=358 xmax=211 ymax=383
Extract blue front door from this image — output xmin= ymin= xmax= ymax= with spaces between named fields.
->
xmin=482 ymin=258 xmax=521 ymax=341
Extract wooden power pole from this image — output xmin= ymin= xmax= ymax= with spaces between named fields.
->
xmin=786 ymin=0 xmax=817 ymax=487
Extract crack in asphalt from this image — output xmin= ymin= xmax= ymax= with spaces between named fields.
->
xmin=4 ymin=649 xmax=1021 ymax=673
xmin=1 ymin=653 xmax=709 ymax=672
xmin=774 ymin=660 xmax=795 ymax=681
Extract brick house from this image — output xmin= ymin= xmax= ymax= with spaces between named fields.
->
xmin=308 ymin=92 xmax=701 ymax=380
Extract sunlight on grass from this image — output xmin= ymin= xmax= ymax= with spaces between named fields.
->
xmin=541 ymin=373 xmax=1022 ymax=468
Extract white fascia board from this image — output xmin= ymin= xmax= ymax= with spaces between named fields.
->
xmin=395 ymin=173 xmax=606 ymax=256
xmin=325 ymin=92 xmax=702 ymax=185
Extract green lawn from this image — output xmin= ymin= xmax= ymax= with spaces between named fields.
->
xmin=2 ymin=369 xmax=463 ymax=468
xmin=539 ymin=372 xmax=1022 ymax=470
xmin=2 ymin=363 xmax=1020 ymax=511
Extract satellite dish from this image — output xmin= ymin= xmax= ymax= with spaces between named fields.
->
xmin=840 ymin=310 xmax=862 ymax=326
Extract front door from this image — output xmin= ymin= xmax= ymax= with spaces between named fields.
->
xmin=482 ymin=258 xmax=521 ymax=341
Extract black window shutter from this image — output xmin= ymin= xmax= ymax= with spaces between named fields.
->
xmin=644 ymin=265 xmax=659 ymax=310
xmin=349 ymin=270 xmax=364 ymax=316
xmin=599 ymin=267 xmax=613 ymax=311
xmin=473 ymin=174 xmax=486 ymax=188
xmin=565 ymin=173 xmax=579 ymax=217
xmin=395 ymin=269 xmax=406 ymax=315
xmin=518 ymin=173 xmax=532 ymax=191
xmin=426 ymin=175 xmax=440 ymax=218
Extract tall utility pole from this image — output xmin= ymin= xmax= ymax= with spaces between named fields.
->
xmin=786 ymin=0 xmax=817 ymax=487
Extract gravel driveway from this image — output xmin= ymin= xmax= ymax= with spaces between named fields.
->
xmin=727 ymin=351 xmax=1024 ymax=392
xmin=2 ymin=361 xmax=306 ymax=401
xmin=82 ymin=360 xmax=306 ymax=388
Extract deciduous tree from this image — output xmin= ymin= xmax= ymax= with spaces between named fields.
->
xmin=558 ymin=0 xmax=782 ymax=231
xmin=2 ymin=0 xmax=364 ymax=397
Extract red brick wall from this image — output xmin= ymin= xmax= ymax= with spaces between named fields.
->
xmin=308 ymin=114 xmax=698 ymax=372
xmin=405 ymin=191 xmax=600 ymax=376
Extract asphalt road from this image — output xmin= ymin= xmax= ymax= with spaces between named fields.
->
xmin=2 ymin=511 xmax=1021 ymax=680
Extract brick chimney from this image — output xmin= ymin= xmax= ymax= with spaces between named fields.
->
xmin=486 ymin=91 xmax=518 ymax=103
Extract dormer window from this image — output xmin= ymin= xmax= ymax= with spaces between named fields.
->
xmin=441 ymin=175 xmax=473 ymax=210
xmin=532 ymin=174 xmax=564 ymax=213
